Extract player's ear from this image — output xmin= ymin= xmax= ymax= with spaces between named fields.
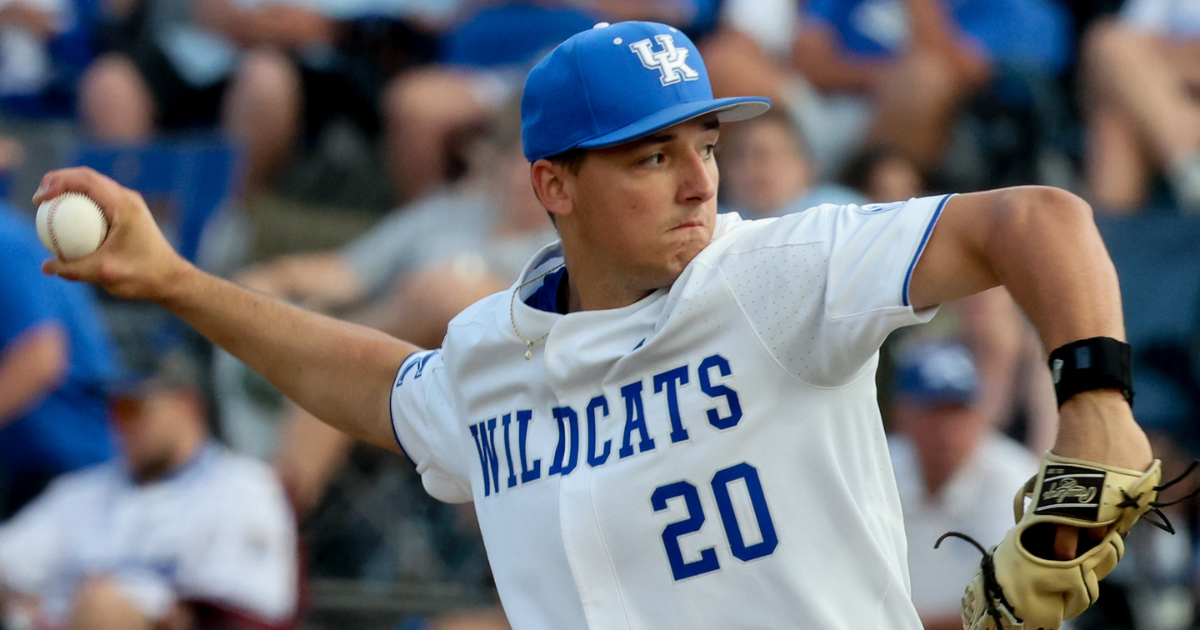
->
xmin=530 ymin=159 xmax=573 ymax=222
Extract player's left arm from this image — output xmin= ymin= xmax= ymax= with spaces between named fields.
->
xmin=907 ymin=185 xmax=1152 ymax=478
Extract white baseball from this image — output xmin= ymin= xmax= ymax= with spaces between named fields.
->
xmin=36 ymin=192 xmax=109 ymax=260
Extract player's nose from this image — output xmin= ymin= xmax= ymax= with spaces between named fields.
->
xmin=676 ymin=147 xmax=717 ymax=206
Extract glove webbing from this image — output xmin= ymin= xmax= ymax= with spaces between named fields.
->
xmin=935 ymin=532 xmax=1022 ymax=629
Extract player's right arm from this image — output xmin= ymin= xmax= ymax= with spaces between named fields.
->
xmin=34 ymin=168 xmax=412 ymax=453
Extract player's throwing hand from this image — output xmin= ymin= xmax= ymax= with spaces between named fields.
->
xmin=34 ymin=167 xmax=192 ymax=302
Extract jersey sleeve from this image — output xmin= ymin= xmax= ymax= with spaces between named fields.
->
xmin=722 ymin=195 xmax=949 ymax=387
xmin=174 ymin=463 xmax=299 ymax=623
xmin=390 ymin=350 xmax=473 ymax=504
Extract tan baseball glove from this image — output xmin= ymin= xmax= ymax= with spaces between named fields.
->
xmin=938 ymin=452 xmax=1188 ymax=630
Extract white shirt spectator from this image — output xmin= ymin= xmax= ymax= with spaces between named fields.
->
xmin=0 ymin=0 xmax=70 ymax=95
xmin=0 ymin=442 xmax=298 ymax=628
xmin=889 ymin=432 xmax=1038 ymax=619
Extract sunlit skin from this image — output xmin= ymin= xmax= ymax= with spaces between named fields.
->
xmin=532 ymin=115 xmax=721 ymax=313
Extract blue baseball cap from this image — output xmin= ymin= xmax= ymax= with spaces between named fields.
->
xmin=893 ymin=341 xmax=979 ymax=407
xmin=521 ymin=21 xmax=771 ymax=162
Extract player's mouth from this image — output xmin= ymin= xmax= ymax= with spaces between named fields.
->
xmin=669 ymin=218 xmax=707 ymax=232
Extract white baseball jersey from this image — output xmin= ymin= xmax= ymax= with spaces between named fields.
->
xmin=0 ymin=443 xmax=298 ymax=628
xmin=391 ymin=195 xmax=951 ymax=629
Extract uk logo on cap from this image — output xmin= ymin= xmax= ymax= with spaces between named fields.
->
xmin=520 ymin=21 xmax=771 ymax=162
xmin=630 ymin=35 xmax=699 ymax=86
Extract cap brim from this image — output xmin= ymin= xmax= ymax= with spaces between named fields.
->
xmin=576 ymin=97 xmax=770 ymax=151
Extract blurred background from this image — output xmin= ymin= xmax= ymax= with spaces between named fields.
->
xmin=0 ymin=0 xmax=1199 ymax=629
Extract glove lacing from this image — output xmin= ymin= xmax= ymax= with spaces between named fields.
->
xmin=1125 ymin=459 xmax=1200 ymax=534
xmin=936 ymin=531 xmax=1022 ymax=628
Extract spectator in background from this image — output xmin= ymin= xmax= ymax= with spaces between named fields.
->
xmin=707 ymin=0 xmax=1070 ymax=179
xmin=1080 ymin=0 xmax=1200 ymax=214
xmin=0 ymin=201 xmax=120 ymax=519
xmin=77 ymin=0 xmax=451 ymax=194
xmin=227 ymin=105 xmax=555 ymax=629
xmin=229 ymin=103 xmax=554 ymax=501
xmin=384 ymin=1 xmax=594 ymax=201
xmin=233 ymin=101 xmax=555 ymax=348
xmin=887 ymin=339 xmax=1039 ymax=630
xmin=388 ymin=0 xmax=723 ymax=202
xmin=0 ymin=0 xmax=93 ymax=118
xmin=790 ymin=0 xmax=1071 ymax=174
xmin=943 ymin=287 xmax=1059 ymax=455
xmin=838 ymin=144 xmax=924 ymax=203
xmin=717 ymin=107 xmax=865 ymax=218
xmin=0 ymin=349 xmax=299 ymax=630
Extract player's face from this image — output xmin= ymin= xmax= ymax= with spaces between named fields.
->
xmin=565 ymin=116 xmax=721 ymax=295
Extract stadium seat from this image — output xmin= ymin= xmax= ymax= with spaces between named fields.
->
xmin=64 ymin=138 xmax=243 ymax=264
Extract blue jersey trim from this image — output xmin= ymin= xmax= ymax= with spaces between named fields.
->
xmin=524 ymin=266 xmax=567 ymax=313
xmin=902 ymin=194 xmax=953 ymax=307
xmin=391 ymin=354 xmax=419 ymax=468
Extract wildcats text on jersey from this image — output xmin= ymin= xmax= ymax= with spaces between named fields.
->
xmin=468 ymin=354 xmax=743 ymax=497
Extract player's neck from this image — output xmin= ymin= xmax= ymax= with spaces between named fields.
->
xmin=560 ymin=256 xmax=657 ymax=313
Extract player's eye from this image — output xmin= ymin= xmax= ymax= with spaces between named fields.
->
xmin=701 ymin=143 xmax=716 ymax=159
xmin=640 ymin=152 xmax=666 ymax=167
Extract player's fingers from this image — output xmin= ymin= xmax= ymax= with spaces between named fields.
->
xmin=1053 ymin=525 xmax=1079 ymax=560
xmin=41 ymin=252 xmax=100 ymax=282
xmin=41 ymin=257 xmax=64 ymax=277
xmin=34 ymin=168 xmax=131 ymax=222
xmin=35 ymin=167 xmax=110 ymax=202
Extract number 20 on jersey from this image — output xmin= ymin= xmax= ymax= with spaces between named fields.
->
xmin=653 ymin=461 xmax=778 ymax=580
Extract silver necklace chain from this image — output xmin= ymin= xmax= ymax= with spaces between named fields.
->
xmin=510 ymin=263 xmax=565 ymax=360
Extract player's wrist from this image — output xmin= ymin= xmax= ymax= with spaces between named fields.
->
xmin=1053 ymin=390 xmax=1152 ymax=471
xmin=150 ymin=259 xmax=205 ymax=309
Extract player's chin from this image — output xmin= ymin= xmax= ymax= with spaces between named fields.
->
xmin=672 ymin=226 xmax=705 ymax=254
xmin=661 ymin=237 xmax=708 ymax=274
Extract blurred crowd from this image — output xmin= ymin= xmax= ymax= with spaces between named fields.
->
xmin=0 ymin=0 xmax=1199 ymax=629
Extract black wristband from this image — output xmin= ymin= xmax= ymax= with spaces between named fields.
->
xmin=1048 ymin=337 xmax=1134 ymax=407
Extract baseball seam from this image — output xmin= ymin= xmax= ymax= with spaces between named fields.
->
xmin=93 ymin=196 xmax=108 ymax=249
xmin=47 ymin=195 xmax=63 ymax=258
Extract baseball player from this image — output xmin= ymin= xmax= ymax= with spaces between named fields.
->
xmin=37 ymin=21 xmax=1161 ymax=630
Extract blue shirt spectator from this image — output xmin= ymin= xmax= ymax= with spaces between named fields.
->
xmin=0 ymin=0 xmax=97 ymax=118
xmin=0 ymin=203 xmax=120 ymax=517
xmin=804 ymin=0 xmax=1073 ymax=74
xmin=437 ymin=1 xmax=725 ymax=70
xmin=437 ymin=2 xmax=598 ymax=69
